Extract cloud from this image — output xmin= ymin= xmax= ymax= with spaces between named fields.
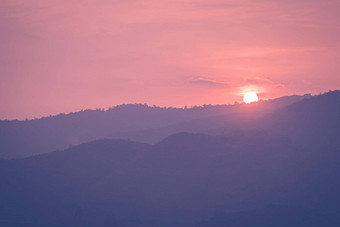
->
xmin=190 ymin=77 xmax=229 ymax=87
xmin=246 ymin=76 xmax=286 ymax=88
xmin=246 ymin=76 xmax=275 ymax=85
xmin=238 ymin=76 xmax=288 ymax=99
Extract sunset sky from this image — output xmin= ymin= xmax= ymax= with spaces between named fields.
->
xmin=1 ymin=0 xmax=340 ymax=119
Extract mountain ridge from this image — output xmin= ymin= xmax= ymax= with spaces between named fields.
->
xmin=0 ymin=90 xmax=339 ymax=226
xmin=0 ymin=93 xmax=313 ymax=159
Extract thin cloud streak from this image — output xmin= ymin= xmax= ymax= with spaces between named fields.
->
xmin=190 ymin=77 xmax=229 ymax=87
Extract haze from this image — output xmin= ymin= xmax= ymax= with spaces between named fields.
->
xmin=1 ymin=0 xmax=340 ymax=119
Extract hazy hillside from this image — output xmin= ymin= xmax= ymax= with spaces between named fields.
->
xmin=0 ymin=95 xmax=308 ymax=158
xmin=0 ymin=132 xmax=303 ymax=226
xmin=259 ymin=90 xmax=340 ymax=150
xmin=113 ymin=91 xmax=340 ymax=145
xmin=0 ymin=89 xmax=340 ymax=226
xmin=0 ymin=91 xmax=339 ymax=226
xmin=0 ymin=130 xmax=339 ymax=226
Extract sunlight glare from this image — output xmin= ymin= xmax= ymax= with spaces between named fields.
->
xmin=243 ymin=92 xmax=259 ymax=104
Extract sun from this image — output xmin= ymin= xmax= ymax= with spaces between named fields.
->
xmin=243 ymin=92 xmax=258 ymax=104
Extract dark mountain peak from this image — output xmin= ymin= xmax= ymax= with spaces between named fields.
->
xmin=20 ymin=138 xmax=152 ymax=167
xmin=154 ymin=131 xmax=298 ymax=158
xmin=67 ymin=138 xmax=151 ymax=152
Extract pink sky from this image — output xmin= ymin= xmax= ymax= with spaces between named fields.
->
xmin=1 ymin=0 xmax=340 ymax=119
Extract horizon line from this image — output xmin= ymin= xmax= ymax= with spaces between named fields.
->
xmin=0 ymin=92 xmax=320 ymax=121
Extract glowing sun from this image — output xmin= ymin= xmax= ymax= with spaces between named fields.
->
xmin=243 ymin=92 xmax=259 ymax=104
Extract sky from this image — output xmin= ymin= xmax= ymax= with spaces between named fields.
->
xmin=1 ymin=0 xmax=340 ymax=119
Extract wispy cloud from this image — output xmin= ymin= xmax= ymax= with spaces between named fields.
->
xmin=237 ymin=76 xmax=288 ymax=99
xmin=246 ymin=76 xmax=277 ymax=85
xmin=190 ymin=77 xmax=229 ymax=87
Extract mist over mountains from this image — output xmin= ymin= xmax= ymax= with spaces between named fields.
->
xmin=0 ymin=90 xmax=339 ymax=226
xmin=0 ymin=94 xmax=310 ymax=159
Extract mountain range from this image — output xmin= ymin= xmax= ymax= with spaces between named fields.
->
xmin=0 ymin=94 xmax=312 ymax=159
xmin=0 ymin=90 xmax=339 ymax=226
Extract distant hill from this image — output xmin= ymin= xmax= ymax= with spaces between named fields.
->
xmin=0 ymin=132 xmax=303 ymax=226
xmin=113 ymin=91 xmax=339 ymax=147
xmin=0 ymin=134 xmax=337 ymax=226
xmin=0 ymin=91 xmax=339 ymax=226
xmin=0 ymin=93 xmax=340 ymax=227
xmin=258 ymin=90 xmax=340 ymax=150
xmin=0 ymin=94 xmax=308 ymax=158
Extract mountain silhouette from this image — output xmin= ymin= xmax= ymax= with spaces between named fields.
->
xmin=0 ymin=95 xmax=308 ymax=158
xmin=0 ymin=91 xmax=339 ymax=226
xmin=258 ymin=90 xmax=340 ymax=150
xmin=0 ymin=132 xmax=303 ymax=226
